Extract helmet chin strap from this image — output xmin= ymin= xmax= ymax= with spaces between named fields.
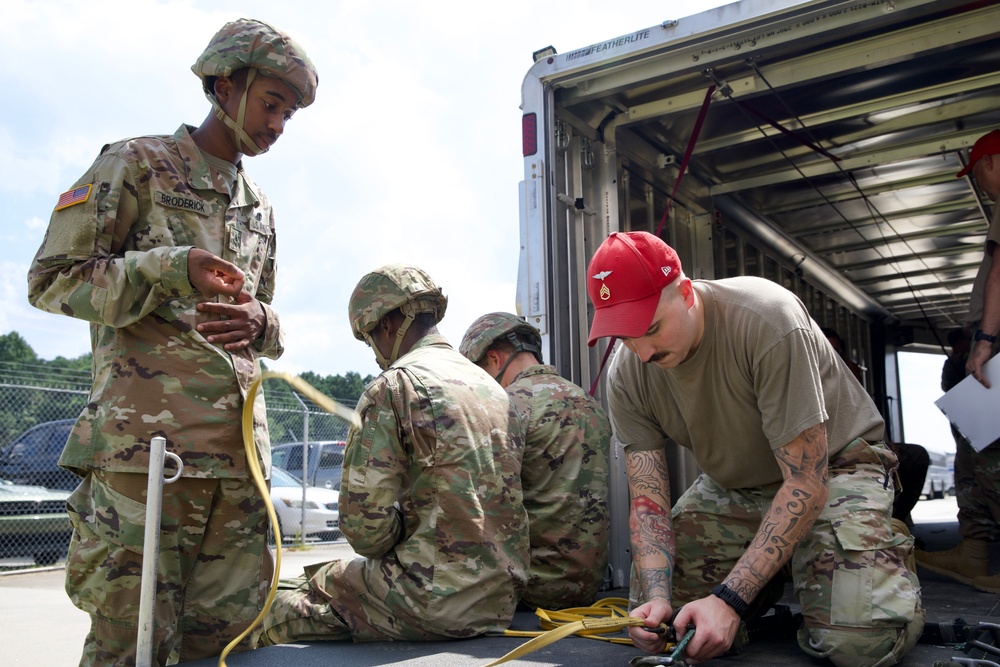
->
xmin=364 ymin=313 xmax=415 ymax=371
xmin=493 ymin=353 xmax=517 ymax=384
xmin=493 ymin=332 xmax=540 ymax=383
xmin=206 ymin=67 xmax=268 ymax=157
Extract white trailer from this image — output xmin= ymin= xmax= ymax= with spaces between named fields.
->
xmin=517 ymin=0 xmax=1000 ymax=587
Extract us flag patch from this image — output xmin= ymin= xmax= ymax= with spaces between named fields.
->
xmin=54 ymin=184 xmax=93 ymax=211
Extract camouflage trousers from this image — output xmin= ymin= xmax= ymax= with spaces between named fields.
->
xmin=259 ymin=557 xmax=481 ymax=645
xmin=257 ymin=570 xmax=354 ymax=645
xmin=953 ymin=432 xmax=1000 ymax=542
xmin=632 ymin=439 xmax=924 ymax=667
xmin=65 ymin=471 xmax=272 ymax=666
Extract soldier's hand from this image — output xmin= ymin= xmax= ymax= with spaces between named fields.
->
xmin=966 ymin=340 xmax=993 ymax=388
xmin=187 ymin=248 xmax=245 ymax=298
xmin=672 ymin=595 xmax=740 ymax=663
xmin=628 ymin=598 xmax=673 ymax=655
xmin=197 ymin=291 xmax=266 ymax=350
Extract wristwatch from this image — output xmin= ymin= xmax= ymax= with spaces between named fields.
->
xmin=711 ymin=584 xmax=750 ymax=618
xmin=974 ymin=330 xmax=998 ymax=344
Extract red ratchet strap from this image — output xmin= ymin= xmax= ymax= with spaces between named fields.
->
xmin=654 ymin=84 xmax=716 ymax=238
xmin=589 ymin=84 xmax=715 ymax=397
xmin=589 ymin=337 xmax=618 ymax=396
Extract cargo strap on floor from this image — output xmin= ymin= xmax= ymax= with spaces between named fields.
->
xmin=479 ymin=597 xmax=675 ymax=667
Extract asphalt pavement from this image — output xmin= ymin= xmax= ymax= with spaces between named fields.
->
xmin=0 ymin=540 xmax=358 ymax=666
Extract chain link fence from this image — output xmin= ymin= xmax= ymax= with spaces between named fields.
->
xmin=0 ymin=362 xmax=356 ymax=571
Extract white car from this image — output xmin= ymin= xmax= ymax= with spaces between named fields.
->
xmin=269 ymin=467 xmax=340 ymax=543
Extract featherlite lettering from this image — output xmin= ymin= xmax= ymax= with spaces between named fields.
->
xmin=155 ymin=190 xmax=209 ymax=215
xmin=565 ymin=30 xmax=651 ymax=61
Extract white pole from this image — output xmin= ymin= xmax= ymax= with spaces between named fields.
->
xmin=136 ymin=436 xmax=183 ymax=667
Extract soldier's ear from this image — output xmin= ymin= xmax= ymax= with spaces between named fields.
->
xmin=377 ymin=312 xmax=401 ymax=338
xmin=213 ymin=76 xmax=235 ymax=104
xmin=678 ymin=277 xmax=696 ymax=308
xmin=485 ymin=349 xmax=504 ymax=369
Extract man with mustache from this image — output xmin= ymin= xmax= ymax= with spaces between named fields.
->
xmin=586 ymin=231 xmax=924 ymax=666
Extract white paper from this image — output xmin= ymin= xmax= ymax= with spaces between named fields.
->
xmin=935 ymin=355 xmax=1000 ymax=451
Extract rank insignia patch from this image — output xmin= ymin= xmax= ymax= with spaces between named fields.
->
xmin=54 ymin=184 xmax=93 ymax=211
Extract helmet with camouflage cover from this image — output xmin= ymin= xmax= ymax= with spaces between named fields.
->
xmin=459 ymin=312 xmax=543 ymax=365
xmin=349 ymin=264 xmax=448 ymax=370
xmin=192 ymin=18 xmax=319 ymax=155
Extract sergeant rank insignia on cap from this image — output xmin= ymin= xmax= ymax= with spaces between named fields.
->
xmin=592 ymin=270 xmax=613 ymax=300
xmin=54 ymin=184 xmax=93 ymax=211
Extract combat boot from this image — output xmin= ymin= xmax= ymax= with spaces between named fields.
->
xmin=972 ymin=573 xmax=1000 ymax=594
xmin=915 ymin=538 xmax=990 ymax=586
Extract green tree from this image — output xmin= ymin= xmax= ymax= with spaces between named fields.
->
xmin=0 ymin=332 xmax=39 ymax=364
xmin=299 ymin=370 xmax=373 ymax=403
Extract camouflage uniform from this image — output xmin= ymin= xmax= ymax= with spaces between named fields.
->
xmin=942 ymin=342 xmax=1000 ymax=543
xmin=918 ymin=205 xmax=1000 ymax=591
xmin=25 ymin=19 xmax=316 ymax=666
xmin=259 ymin=267 xmax=529 ymax=644
xmin=505 ymin=366 xmax=611 ymax=608
xmin=666 ymin=440 xmax=922 ymax=666
xmin=956 ymin=203 xmax=1000 ymax=543
xmin=460 ymin=313 xmax=611 ymax=609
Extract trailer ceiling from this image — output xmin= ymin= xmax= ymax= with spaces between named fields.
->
xmin=547 ymin=0 xmax=1000 ymax=336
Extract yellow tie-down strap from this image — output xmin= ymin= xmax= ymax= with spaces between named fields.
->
xmin=218 ymin=371 xmax=360 ymax=666
xmin=480 ymin=597 xmax=674 ymax=667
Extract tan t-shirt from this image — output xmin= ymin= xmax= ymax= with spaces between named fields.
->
xmin=966 ymin=204 xmax=1000 ymax=327
xmin=608 ymin=277 xmax=885 ymax=489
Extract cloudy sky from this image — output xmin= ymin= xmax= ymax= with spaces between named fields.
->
xmin=1 ymin=0 xmax=960 ymax=452
xmin=1 ymin=0 xmax=739 ymax=380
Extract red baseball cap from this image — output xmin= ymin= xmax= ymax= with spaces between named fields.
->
xmin=957 ymin=129 xmax=1000 ymax=178
xmin=586 ymin=231 xmax=682 ymax=346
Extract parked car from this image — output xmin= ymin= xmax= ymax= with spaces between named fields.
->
xmin=270 ymin=440 xmax=345 ymax=491
xmin=0 ymin=419 xmax=78 ymax=491
xmin=922 ymin=464 xmax=955 ymax=500
xmin=0 ymin=478 xmax=72 ymax=565
xmin=269 ymin=467 xmax=339 ymax=543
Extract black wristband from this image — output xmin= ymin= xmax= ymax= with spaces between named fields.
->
xmin=974 ymin=329 xmax=998 ymax=344
xmin=711 ymin=584 xmax=750 ymax=618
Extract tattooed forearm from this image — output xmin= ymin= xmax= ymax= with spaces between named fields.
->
xmin=726 ymin=424 xmax=829 ymax=604
xmin=777 ymin=424 xmax=830 ymax=480
xmin=638 ymin=568 xmax=671 ymax=601
xmin=631 ymin=495 xmax=674 ymax=554
xmin=626 ymin=448 xmax=671 ymax=494
xmin=626 ymin=449 xmax=675 ymax=601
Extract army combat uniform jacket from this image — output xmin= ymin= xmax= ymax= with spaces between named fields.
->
xmin=507 ymin=364 xmax=611 ymax=609
xmin=262 ymin=334 xmax=530 ymax=643
xmin=27 ymin=124 xmax=280 ymax=478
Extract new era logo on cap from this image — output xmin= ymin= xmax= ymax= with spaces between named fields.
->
xmin=586 ymin=231 xmax=682 ymax=346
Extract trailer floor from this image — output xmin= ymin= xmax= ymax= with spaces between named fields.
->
xmin=185 ymin=519 xmax=1000 ymax=667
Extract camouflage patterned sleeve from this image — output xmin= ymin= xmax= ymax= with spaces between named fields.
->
xmin=27 ymin=151 xmax=195 ymax=327
xmin=339 ymin=370 xmax=410 ymax=557
xmin=252 ymin=207 xmax=283 ymax=359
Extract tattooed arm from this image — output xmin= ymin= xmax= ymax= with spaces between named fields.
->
xmin=674 ymin=423 xmax=829 ymax=663
xmin=625 ymin=447 xmax=676 ymax=653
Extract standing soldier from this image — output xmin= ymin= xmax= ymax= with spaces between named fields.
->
xmin=460 ymin=312 xmax=611 ymax=609
xmin=26 ymin=19 xmax=318 ymax=665
xmin=259 ymin=265 xmax=529 ymax=644
xmin=917 ymin=129 xmax=1000 ymax=593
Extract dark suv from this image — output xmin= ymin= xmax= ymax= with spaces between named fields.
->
xmin=271 ymin=441 xmax=346 ymax=491
xmin=0 ymin=419 xmax=79 ymax=491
